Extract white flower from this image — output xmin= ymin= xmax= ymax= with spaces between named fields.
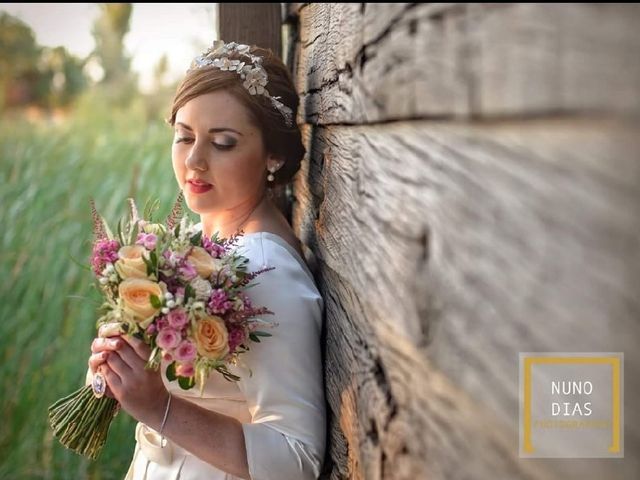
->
xmin=190 ymin=276 xmax=213 ymax=301
xmin=243 ymin=67 xmax=268 ymax=95
xmin=226 ymin=59 xmax=244 ymax=71
xmin=166 ymin=300 xmax=176 ymax=308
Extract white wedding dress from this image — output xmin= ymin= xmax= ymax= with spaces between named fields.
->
xmin=123 ymin=231 xmax=326 ymax=480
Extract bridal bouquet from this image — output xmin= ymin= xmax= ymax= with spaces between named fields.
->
xmin=48 ymin=194 xmax=277 ymax=459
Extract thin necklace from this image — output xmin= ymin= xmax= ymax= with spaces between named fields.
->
xmin=230 ymin=192 xmax=266 ymax=236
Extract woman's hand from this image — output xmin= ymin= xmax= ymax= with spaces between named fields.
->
xmin=89 ymin=330 xmax=169 ymax=427
xmin=88 ymin=327 xmax=123 ymax=398
xmin=105 ymin=335 xmax=169 ymax=426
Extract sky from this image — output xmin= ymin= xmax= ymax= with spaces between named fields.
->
xmin=1 ymin=3 xmax=218 ymax=92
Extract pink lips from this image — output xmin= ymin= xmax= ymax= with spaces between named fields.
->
xmin=187 ymin=179 xmax=212 ymax=194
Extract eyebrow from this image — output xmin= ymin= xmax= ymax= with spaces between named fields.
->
xmin=175 ymin=122 xmax=243 ymax=136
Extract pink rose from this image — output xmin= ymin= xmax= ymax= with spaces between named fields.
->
xmin=167 ymin=308 xmax=189 ymax=330
xmin=174 ymin=340 xmax=196 ymax=363
xmin=176 ymin=363 xmax=195 ymax=377
xmin=156 ymin=328 xmax=180 ymax=350
xmin=156 ymin=316 xmax=169 ymax=331
xmin=136 ymin=232 xmax=157 ymax=250
xmin=178 ymin=262 xmax=197 ymax=280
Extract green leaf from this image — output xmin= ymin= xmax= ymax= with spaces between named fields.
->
xmin=128 ymin=216 xmax=138 ymax=245
xmin=149 ymin=294 xmax=162 ymax=309
xmin=184 ymin=283 xmax=195 ymax=302
xmin=142 ymin=254 xmax=154 ymax=276
xmin=221 ymin=371 xmax=241 ymax=382
xmin=190 ymin=230 xmax=203 ymax=246
xmin=166 ymin=362 xmax=177 ymax=381
xmin=101 ymin=216 xmax=115 ymax=240
xmin=178 ymin=375 xmax=195 ymax=390
xmin=117 ymin=217 xmax=125 ymax=245
xmin=249 ymin=333 xmax=261 ymax=343
xmin=150 ymin=249 xmax=158 ymax=268
xmin=252 ymin=331 xmax=272 ymax=337
xmin=143 ymin=198 xmax=160 ymax=222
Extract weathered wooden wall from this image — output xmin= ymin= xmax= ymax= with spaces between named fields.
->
xmin=285 ymin=3 xmax=640 ymax=479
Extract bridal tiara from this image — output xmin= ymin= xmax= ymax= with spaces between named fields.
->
xmin=188 ymin=40 xmax=294 ymax=127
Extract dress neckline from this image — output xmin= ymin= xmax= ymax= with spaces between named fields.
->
xmin=193 ymin=223 xmax=313 ymax=279
xmin=240 ymin=231 xmax=312 ymax=278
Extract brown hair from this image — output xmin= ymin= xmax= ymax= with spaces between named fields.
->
xmin=166 ymin=45 xmax=305 ymax=186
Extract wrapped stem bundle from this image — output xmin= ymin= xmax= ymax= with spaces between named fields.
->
xmin=48 ymin=386 xmax=119 ymax=459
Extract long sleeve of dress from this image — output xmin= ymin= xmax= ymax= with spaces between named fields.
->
xmin=232 ymin=233 xmax=327 ymax=480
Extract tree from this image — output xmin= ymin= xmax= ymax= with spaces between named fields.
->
xmin=38 ymin=46 xmax=89 ymax=108
xmin=89 ymin=3 xmax=138 ymax=105
xmin=0 ymin=12 xmax=89 ymax=110
xmin=0 ymin=12 xmax=41 ymax=107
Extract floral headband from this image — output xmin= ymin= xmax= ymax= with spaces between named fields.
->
xmin=189 ymin=40 xmax=294 ymax=127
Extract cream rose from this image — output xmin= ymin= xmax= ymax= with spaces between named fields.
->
xmin=115 ymin=245 xmax=149 ymax=279
xmin=187 ymin=247 xmax=220 ymax=279
xmin=195 ymin=315 xmax=229 ymax=359
xmin=119 ymin=278 xmax=163 ymax=322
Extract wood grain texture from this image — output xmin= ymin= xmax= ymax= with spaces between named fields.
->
xmin=218 ymin=3 xmax=282 ymax=54
xmin=292 ymin=118 xmax=640 ymax=479
xmin=294 ymin=3 xmax=640 ymax=124
xmin=286 ymin=2 xmax=640 ymax=479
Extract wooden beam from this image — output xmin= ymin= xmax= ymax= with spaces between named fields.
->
xmin=218 ymin=3 xmax=282 ymax=56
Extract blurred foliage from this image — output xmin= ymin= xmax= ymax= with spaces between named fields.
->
xmin=0 ymin=4 xmax=189 ymax=476
xmin=0 ymin=60 xmax=192 ymax=478
xmin=0 ymin=3 xmax=164 ymax=112
xmin=0 ymin=12 xmax=89 ymax=110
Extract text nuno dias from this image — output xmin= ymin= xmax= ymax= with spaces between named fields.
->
xmin=551 ymin=380 xmax=593 ymax=416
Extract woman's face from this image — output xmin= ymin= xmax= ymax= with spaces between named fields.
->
xmin=171 ymin=90 xmax=280 ymax=216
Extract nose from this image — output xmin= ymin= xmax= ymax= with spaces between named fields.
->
xmin=184 ymin=140 xmax=208 ymax=172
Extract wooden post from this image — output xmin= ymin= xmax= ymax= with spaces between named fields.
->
xmin=218 ymin=3 xmax=282 ymax=57
xmin=217 ymin=2 xmax=291 ymax=221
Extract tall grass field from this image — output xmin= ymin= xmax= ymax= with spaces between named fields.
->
xmin=0 ymin=95 xmax=192 ymax=479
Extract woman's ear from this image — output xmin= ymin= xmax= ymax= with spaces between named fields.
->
xmin=266 ymin=155 xmax=285 ymax=173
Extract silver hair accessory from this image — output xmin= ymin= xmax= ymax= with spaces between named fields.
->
xmin=189 ymin=40 xmax=294 ymax=127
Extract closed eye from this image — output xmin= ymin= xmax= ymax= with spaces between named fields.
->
xmin=212 ymin=142 xmax=235 ymax=151
xmin=174 ymin=137 xmax=234 ymax=151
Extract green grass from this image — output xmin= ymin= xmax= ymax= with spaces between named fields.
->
xmin=0 ymin=94 xmax=193 ymax=479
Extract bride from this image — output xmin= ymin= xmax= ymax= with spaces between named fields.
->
xmin=87 ymin=41 xmax=326 ymax=480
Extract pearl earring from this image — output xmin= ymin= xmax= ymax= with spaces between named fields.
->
xmin=267 ymin=166 xmax=276 ymax=182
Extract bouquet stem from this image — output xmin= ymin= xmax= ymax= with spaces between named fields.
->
xmin=48 ymin=385 xmax=120 ymax=460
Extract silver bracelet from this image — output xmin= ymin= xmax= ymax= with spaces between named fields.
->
xmin=159 ymin=392 xmax=172 ymax=447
